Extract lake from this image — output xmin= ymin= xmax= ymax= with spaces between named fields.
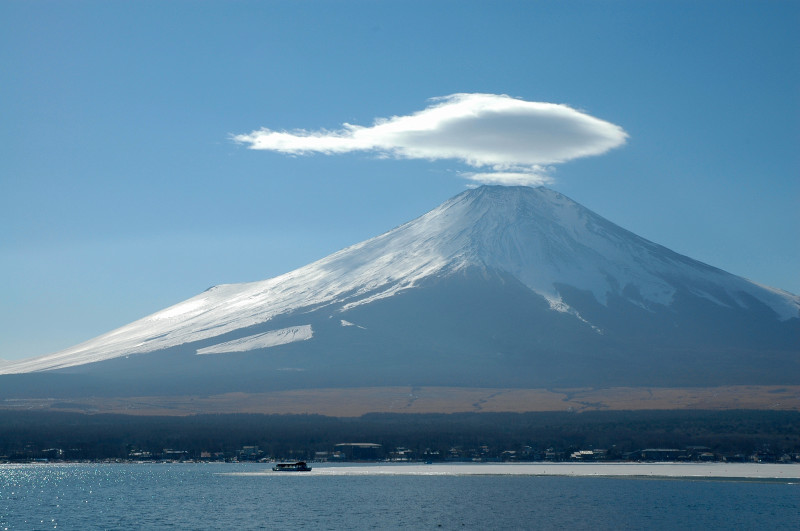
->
xmin=2 ymin=462 xmax=798 ymax=529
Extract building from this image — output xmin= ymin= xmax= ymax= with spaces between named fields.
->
xmin=334 ymin=443 xmax=382 ymax=460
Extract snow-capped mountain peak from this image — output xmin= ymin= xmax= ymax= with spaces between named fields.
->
xmin=2 ymin=185 xmax=797 ymax=375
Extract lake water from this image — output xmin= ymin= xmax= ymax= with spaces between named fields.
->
xmin=1 ymin=462 xmax=798 ymax=529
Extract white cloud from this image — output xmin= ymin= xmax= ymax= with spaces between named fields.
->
xmin=462 ymin=170 xmax=554 ymax=187
xmin=233 ymin=93 xmax=627 ymax=185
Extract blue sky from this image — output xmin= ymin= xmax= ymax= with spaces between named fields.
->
xmin=2 ymin=1 xmax=798 ymax=360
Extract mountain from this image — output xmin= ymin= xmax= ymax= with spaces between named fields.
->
xmin=1 ymin=186 xmax=798 ymax=398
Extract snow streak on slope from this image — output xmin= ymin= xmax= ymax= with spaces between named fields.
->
xmin=196 ymin=325 xmax=313 ymax=355
xmin=2 ymin=186 xmax=797 ymax=374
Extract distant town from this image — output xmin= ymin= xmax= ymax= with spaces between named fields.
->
xmin=2 ymin=409 xmax=799 ymax=465
xmin=5 ymin=441 xmax=799 ymax=465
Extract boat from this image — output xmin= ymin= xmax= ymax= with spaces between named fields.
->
xmin=272 ymin=461 xmax=312 ymax=472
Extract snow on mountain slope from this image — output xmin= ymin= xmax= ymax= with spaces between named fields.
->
xmin=196 ymin=325 xmax=313 ymax=355
xmin=460 ymin=187 xmax=798 ymax=318
xmin=2 ymin=186 xmax=797 ymax=374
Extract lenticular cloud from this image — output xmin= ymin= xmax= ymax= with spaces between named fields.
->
xmin=233 ymin=93 xmax=628 ymax=185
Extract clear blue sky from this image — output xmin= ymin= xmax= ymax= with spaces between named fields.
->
xmin=2 ymin=1 xmax=798 ymax=361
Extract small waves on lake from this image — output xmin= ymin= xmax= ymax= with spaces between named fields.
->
xmin=2 ymin=462 xmax=798 ymax=530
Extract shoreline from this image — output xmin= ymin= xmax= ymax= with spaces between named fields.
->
xmin=3 ymin=460 xmax=799 ymax=480
xmin=227 ymin=461 xmax=800 ymax=480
